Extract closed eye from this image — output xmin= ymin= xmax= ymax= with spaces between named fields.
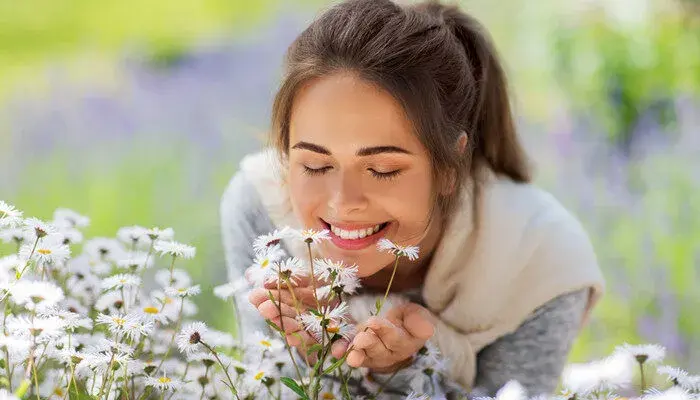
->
xmin=368 ymin=169 xmax=402 ymax=180
xmin=302 ymin=165 xmax=332 ymax=176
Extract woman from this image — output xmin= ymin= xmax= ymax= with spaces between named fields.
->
xmin=220 ymin=0 xmax=605 ymax=397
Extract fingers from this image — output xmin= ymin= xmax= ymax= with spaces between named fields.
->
xmin=385 ymin=303 xmax=435 ymax=340
xmin=248 ymin=288 xmax=298 ymax=309
xmin=347 ymin=348 xmax=366 ymax=368
xmin=269 ymin=315 xmax=301 ymax=333
xmin=364 ymin=317 xmax=404 ymax=351
xmin=257 ymin=299 xmax=296 ymax=320
xmin=262 ymin=274 xmax=313 ymax=290
xmin=331 ymin=339 xmax=349 ymax=359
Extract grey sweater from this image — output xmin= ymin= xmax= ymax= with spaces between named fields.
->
xmin=220 ymin=171 xmax=587 ymax=398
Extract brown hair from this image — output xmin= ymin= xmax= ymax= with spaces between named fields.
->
xmin=270 ymin=0 xmax=531 ymax=220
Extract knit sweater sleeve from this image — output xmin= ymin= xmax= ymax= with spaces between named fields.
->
xmin=219 ymin=171 xmax=279 ymax=339
xmin=470 ymin=288 xmax=589 ymax=398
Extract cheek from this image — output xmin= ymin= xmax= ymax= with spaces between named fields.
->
xmin=288 ymin=174 xmax=325 ymax=222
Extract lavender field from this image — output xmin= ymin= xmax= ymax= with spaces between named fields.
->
xmin=1 ymin=0 xmax=699 ymax=371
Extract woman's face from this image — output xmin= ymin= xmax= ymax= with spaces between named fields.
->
xmin=287 ymin=72 xmax=437 ymax=277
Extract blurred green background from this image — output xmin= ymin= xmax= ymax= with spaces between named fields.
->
xmin=1 ymin=0 xmax=699 ymax=370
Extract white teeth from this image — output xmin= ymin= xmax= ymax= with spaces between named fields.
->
xmin=329 ymin=223 xmax=383 ymax=240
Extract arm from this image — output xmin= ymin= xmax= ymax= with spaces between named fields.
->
xmin=219 ymin=171 xmax=281 ymax=339
xmin=471 ymin=288 xmax=589 ymax=398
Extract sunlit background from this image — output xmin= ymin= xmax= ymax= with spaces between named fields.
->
xmin=1 ymin=0 xmax=699 ymax=370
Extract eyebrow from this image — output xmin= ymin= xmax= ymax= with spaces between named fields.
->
xmin=291 ymin=141 xmax=412 ymax=156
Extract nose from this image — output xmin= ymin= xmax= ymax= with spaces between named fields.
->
xmin=327 ymin=170 xmax=368 ymax=217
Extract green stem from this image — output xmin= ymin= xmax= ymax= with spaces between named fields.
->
xmin=274 ymin=280 xmax=308 ymax=396
xmin=306 ymin=243 xmax=321 ymax=311
xmin=639 ymin=361 xmax=646 ymax=394
xmin=199 ymin=341 xmax=241 ymax=400
xmin=154 ymin=299 xmax=185 ymax=375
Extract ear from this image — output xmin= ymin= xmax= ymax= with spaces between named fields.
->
xmin=456 ymin=131 xmax=468 ymax=155
xmin=439 ymin=132 xmax=468 ymax=195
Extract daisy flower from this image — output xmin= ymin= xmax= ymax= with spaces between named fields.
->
xmin=614 ymin=343 xmax=666 ymax=365
xmin=145 ymin=373 xmax=182 ymax=392
xmin=658 ymin=365 xmax=700 ymax=392
xmin=52 ymin=208 xmax=90 ymax=229
xmin=146 ymin=227 xmax=175 ymax=242
xmin=291 ymin=228 xmax=331 ymax=244
xmin=115 ymin=251 xmax=153 ymax=271
xmin=643 ymin=387 xmax=693 ymax=400
xmin=83 ymin=237 xmax=127 ymax=262
xmin=23 ymin=217 xmax=57 ymax=239
xmin=155 ymin=268 xmax=192 ymax=289
xmin=154 ymin=240 xmax=196 ymax=259
xmin=253 ymin=228 xmax=290 ymax=254
xmin=101 ymin=273 xmax=141 ymax=291
xmin=213 ymin=277 xmax=249 ymax=300
xmin=377 ymin=238 xmax=420 ymax=260
xmin=164 ymin=284 xmax=201 ymax=298
xmin=19 ymin=234 xmax=71 ymax=266
xmin=273 ymin=256 xmax=307 ymax=284
xmin=0 ymin=201 xmax=23 ymax=228
xmin=6 ymin=315 xmax=65 ymax=343
xmin=95 ymin=290 xmax=125 ymax=313
xmin=298 ymin=303 xmax=350 ymax=338
xmin=53 ymin=226 xmax=83 ymax=245
xmin=561 ymin=352 xmax=634 ymax=395
xmin=138 ymin=304 xmax=171 ymax=324
xmin=314 ymin=258 xmax=361 ymax=294
xmin=246 ymin=331 xmax=284 ymax=354
xmin=0 ymin=227 xmax=32 ymax=244
xmin=177 ymin=321 xmax=207 ymax=356
xmin=246 ymin=252 xmax=278 ymax=287
xmin=41 ymin=308 xmax=93 ymax=331
xmin=116 ymin=225 xmax=149 ymax=247
xmin=9 ymin=280 xmax=64 ymax=312
xmin=96 ymin=312 xmax=152 ymax=340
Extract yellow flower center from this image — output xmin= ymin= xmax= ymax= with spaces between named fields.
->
xmin=158 ymin=376 xmax=171 ymax=384
xmin=254 ymin=371 xmax=264 ymax=380
xmin=112 ymin=317 xmax=126 ymax=326
xmin=143 ymin=306 xmax=159 ymax=314
xmin=53 ymin=388 xmax=64 ymax=396
xmin=260 ymin=340 xmax=271 ymax=348
xmin=37 ymin=249 xmax=52 ymax=255
xmin=261 ymin=259 xmax=269 ymax=268
xmin=119 ymin=279 xmax=127 ymax=283
xmin=164 ymin=297 xmax=173 ymax=304
xmin=326 ymin=325 xmax=339 ymax=334
xmin=322 ymin=393 xmax=336 ymax=399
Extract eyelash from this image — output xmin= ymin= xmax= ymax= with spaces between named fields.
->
xmin=302 ymin=166 xmax=402 ymax=180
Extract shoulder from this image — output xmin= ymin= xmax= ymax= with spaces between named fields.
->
xmin=479 ymin=174 xmax=594 ymax=258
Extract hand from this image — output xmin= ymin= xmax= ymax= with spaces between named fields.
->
xmin=248 ymin=273 xmax=340 ymax=365
xmin=334 ymin=302 xmax=436 ymax=373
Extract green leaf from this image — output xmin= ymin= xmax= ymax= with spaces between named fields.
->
xmin=322 ymin=354 xmax=347 ymax=375
xmin=68 ymin=380 xmax=97 ymax=400
xmin=280 ymin=377 xmax=309 ymax=400
xmin=266 ymin=319 xmax=283 ymax=334
xmin=306 ymin=343 xmax=323 ymax=356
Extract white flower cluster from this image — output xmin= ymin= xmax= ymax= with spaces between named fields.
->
xmin=2 ymin=201 xmax=694 ymax=400
xmin=479 ymin=343 xmax=699 ymax=400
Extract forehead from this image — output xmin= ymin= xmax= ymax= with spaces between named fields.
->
xmin=289 ymin=72 xmax=421 ymax=151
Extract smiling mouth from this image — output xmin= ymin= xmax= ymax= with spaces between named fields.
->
xmin=320 ymin=219 xmax=390 ymax=241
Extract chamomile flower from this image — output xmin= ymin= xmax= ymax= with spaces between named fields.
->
xmin=155 ymin=268 xmax=192 ymax=289
xmin=95 ymin=290 xmax=126 ymax=313
xmin=83 ymin=237 xmax=127 ymax=262
xmin=165 ymin=284 xmax=201 ymax=298
xmin=154 ymin=240 xmax=196 ymax=259
xmin=246 ymin=331 xmax=284 ymax=354
xmin=9 ymin=280 xmax=64 ymax=312
xmin=145 ymin=373 xmax=182 ymax=392
xmin=40 ymin=308 xmax=93 ymax=331
xmin=116 ymin=225 xmax=149 ymax=247
xmin=292 ymin=228 xmax=331 ymax=244
xmin=561 ymin=352 xmax=634 ymax=394
xmin=614 ymin=343 xmax=666 ymax=365
xmin=177 ymin=321 xmax=207 ymax=356
xmin=101 ymin=273 xmax=141 ymax=291
xmin=658 ymin=365 xmax=700 ymax=391
xmin=298 ymin=303 xmax=349 ymax=338
xmin=377 ymin=238 xmax=420 ymax=260
xmin=0 ymin=227 xmax=32 ymax=244
xmin=0 ymin=201 xmax=23 ymax=228
xmin=6 ymin=314 xmax=65 ymax=343
xmin=138 ymin=304 xmax=171 ymax=324
xmin=52 ymin=208 xmax=90 ymax=229
xmin=53 ymin=227 xmax=83 ymax=245
xmin=20 ymin=235 xmax=71 ymax=266
xmin=23 ymin=217 xmax=58 ymax=240
xmin=253 ymin=228 xmax=290 ymax=254
xmin=96 ymin=312 xmax=152 ymax=340
xmin=246 ymin=252 xmax=279 ymax=287
xmin=145 ymin=227 xmax=175 ymax=242
xmin=273 ymin=256 xmax=307 ymax=284
xmin=213 ymin=277 xmax=249 ymax=300
xmin=115 ymin=251 xmax=153 ymax=271
xmin=643 ymin=387 xmax=694 ymax=400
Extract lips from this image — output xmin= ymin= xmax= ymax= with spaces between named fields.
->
xmin=320 ymin=219 xmax=390 ymax=251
